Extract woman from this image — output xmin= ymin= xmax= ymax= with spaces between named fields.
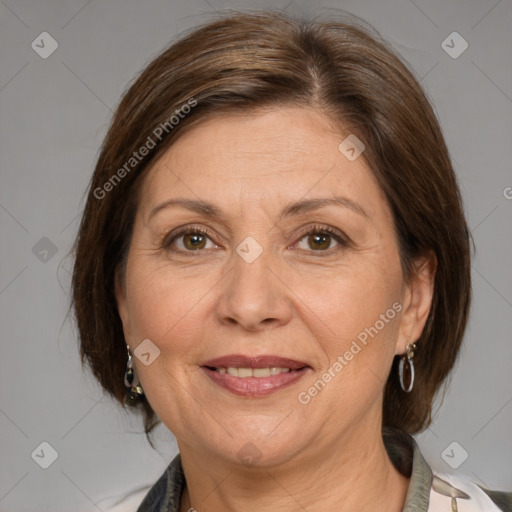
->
xmin=71 ymin=10 xmax=511 ymax=512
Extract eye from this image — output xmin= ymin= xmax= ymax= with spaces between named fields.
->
xmin=294 ymin=225 xmax=348 ymax=254
xmin=163 ymin=224 xmax=348 ymax=255
xmin=163 ymin=227 xmax=218 ymax=252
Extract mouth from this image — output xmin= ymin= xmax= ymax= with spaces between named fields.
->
xmin=205 ymin=366 xmax=300 ymax=377
xmin=200 ymin=354 xmax=311 ymax=397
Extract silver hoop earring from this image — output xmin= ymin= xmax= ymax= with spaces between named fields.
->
xmin=398 ymin=342 xmax=416 ymax=393
xmin=124 ymin=345 xmax=144 ymax=405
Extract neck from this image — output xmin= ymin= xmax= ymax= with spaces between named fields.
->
xmin=178 ymin=418 xmax=410 ymax=512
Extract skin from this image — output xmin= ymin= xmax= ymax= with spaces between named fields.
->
xmin=115 ymin=106 xmax=436 ymax=512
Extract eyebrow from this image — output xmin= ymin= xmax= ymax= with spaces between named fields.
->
xmin=147 ymin=196 xmax=369 ymax=223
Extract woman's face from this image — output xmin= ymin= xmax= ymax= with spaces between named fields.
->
xmin=116 ymin=107 xmax=432 ymax=466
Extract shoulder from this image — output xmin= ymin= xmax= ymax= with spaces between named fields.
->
xmin=382 ymin=428 xmax=512 ymax=512
xmin=429 ymin=471 xmax=512 ymax=511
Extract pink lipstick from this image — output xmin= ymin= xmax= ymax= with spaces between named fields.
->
xmin=201 ymin=354 xmax=311 ymax=397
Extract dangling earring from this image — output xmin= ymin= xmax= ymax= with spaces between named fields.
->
xmin=124 ymin=345 xmax=144 ymax=405
xmin=398 ymin=342 xmax=416 ymax=393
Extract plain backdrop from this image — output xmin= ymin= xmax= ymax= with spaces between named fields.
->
xmin=0 ymin=0 xmax=511 ymax=510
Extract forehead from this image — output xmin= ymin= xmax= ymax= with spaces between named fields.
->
xmin=137 ymin=107 xmax=387 ymax=220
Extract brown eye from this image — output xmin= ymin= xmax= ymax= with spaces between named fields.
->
xmin=306 ymin=232 xmax=332 ymax=250
xmin=182 ymin=232 xmax=207 ymax=250
xmin=295 ymin=226 xmax=347 ymax=254
xmin=164 ymin=228 xmax=217 ymax=252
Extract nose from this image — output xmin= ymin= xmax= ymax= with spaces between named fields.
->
xmin=215 ymin=242 xmax=293 ymax=332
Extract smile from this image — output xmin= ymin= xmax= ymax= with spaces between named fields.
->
xmin=208 ymin=366 xmax=294 ymax=377
xmin=200 ymin=354 xmax=311 ymax=397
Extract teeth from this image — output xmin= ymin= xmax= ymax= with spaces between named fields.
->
xmin=238 ymin=367 xmax=253 ymax=378
xmin=216 ymin=367 xmax=292 ymax=378
xmin=254 ymin=368 xmax=271 ymax=377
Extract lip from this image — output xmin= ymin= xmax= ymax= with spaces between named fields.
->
xmin=200 ymin=354 xmax=311 ymax=397
xmin=201 ymin=354 xmax=309 ymax=370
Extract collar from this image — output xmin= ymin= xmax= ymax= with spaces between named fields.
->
xmin=383 ymin=427 xmax=433 ymax=511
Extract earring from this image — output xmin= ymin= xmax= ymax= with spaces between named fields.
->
xmin=124 ymin=345 xmax=144 ymax=405
xmin=398 ymin=342 xmax=416 ymax=393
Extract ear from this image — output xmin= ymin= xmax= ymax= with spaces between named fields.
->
xmin=395 ymin=250 xmax=437 ymax=355
xmin=114 ymin=266 xmax=131 ymax=336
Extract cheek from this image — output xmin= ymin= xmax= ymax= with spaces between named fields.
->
xmin=296 ymin=292 xmax=402 ymax=420
xmin=291 ymin=256 xmax=403 ymax=398
xmin=121 ymin=261 xmax=213 ymax=419
xmin=124 ymin=257 xmax=213 ymax=344
xmin=295 ymin=253 xmax=402 ymax=341
xmin=124 ymin=243 xmax=403 ymax=355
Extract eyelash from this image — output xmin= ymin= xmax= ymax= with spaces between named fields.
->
xmin=162 ymin=224 xmax=349 ymax=256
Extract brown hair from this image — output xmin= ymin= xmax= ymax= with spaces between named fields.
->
xmin=70 ymin=10 xmax=471 ymax=439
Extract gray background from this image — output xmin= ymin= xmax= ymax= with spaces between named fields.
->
xmin=1 ymin=0 xmax=511 ymax=510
